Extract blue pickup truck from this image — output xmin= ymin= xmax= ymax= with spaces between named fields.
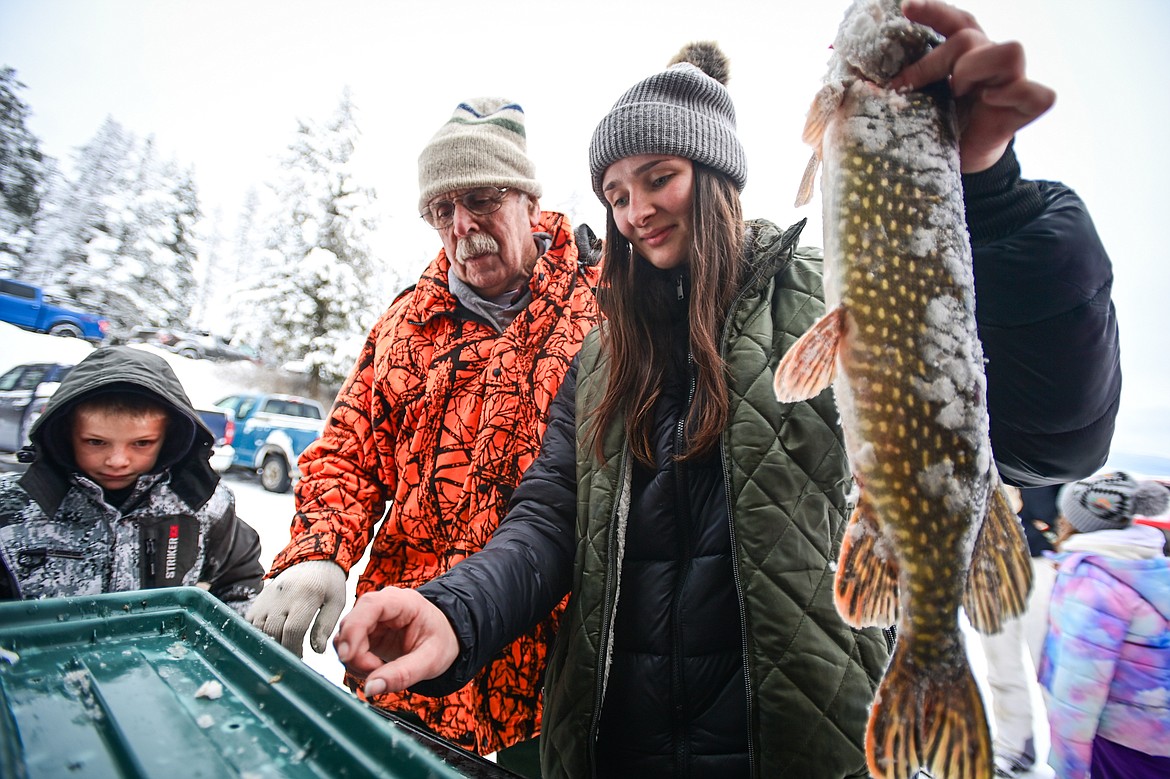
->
xmin=0 ymin=278 xmax=109 ymax=343
xmin=213 ymin=393 xmax=326 ymax=493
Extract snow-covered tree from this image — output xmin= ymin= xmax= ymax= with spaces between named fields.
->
xmin=24 ymin=119 xmax=201 ymax=332
xmin=0 ymin=67 xmax=50 ymax=276
xmin=246 ymin=89 xmax=392 ymax=395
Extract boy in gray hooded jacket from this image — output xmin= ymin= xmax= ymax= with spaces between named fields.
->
xmin=0 ymin=346 xmax=263 ymax=613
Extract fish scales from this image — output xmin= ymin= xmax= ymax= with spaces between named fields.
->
xmin=774 ymin=2 xmax=1033 ymax=779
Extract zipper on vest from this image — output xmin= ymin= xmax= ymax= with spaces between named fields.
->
xmin=588 ymin=446 xmax=632 ymax=775
xmin=718 ymin=271 xmax=761 ymax=777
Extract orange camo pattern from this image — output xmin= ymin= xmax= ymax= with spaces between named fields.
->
xmin=269 ymin=211 xmax=601 ymax=754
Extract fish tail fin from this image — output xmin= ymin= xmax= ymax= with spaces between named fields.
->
xmin=835 ymin=490 xmax=899 ymax=627
xmin=868 ymin=642 xmax=993 ymax=779
xmin=773 ymin=306 xmax=844 ymax=402
xmin=963 ymin=470 xmax=1033 ymax=633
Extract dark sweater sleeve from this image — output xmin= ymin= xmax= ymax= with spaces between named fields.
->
xmin=412 ymin=359 xmax=581 ymax=697
xmin=965 ymin=145 xmax=1122 ymax=487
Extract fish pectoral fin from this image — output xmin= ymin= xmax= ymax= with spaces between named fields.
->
xmin=801 ymin=81 xmax=844 ymax=147
xmin=795 ymin=82 xmax=843 ymax=206
xmin=962 ymin=474 xmax=1034 ymax=634
xmin=868 ymin=644 xmax=993 ymax=779
xmin=834 ymin=491 xmax=899 ymax=627
xmin=773 ymin=306 xmax=844 ymax=402
xmin=795 ymin=151 xmax=821 ymax=208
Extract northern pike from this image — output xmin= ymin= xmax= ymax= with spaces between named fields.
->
xmin=773 ymin=2 xmax=1033 ymax=778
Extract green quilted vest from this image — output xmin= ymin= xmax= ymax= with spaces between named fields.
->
xmin=541 ymin=220 xmax=889 ymax=779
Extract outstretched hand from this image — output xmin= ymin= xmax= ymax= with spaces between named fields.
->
xmin=892 ymin=0 xmax=1056 ymax=173
xmin=333 ymin=587 xmax=460 ymax=697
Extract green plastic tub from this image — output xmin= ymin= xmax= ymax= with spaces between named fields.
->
xmin=0 ymin=587 xmax=515 ymax=778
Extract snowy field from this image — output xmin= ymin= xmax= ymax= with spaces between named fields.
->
xmin=1 ymin=323 xmax=1057 ymax=776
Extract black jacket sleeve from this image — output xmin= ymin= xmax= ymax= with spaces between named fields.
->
xmin=413 ymin=359 xmax=582 ymax=697
xmin=201 ymin=486 xmax=265 ymax=611
xmin=965 ymin=145 xmax=1121 ymax=487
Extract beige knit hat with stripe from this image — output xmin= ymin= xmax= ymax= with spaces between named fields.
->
xmin=417 ymin=98 xmax=543 ymax=212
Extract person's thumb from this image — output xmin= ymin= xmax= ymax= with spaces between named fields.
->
xmin=310 ymin=593 xmax=346 ymax=654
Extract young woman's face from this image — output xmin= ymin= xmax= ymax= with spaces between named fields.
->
xmin=602 ymin=155 xmax=694 ymax=270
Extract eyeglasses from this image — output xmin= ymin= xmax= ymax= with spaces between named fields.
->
xmin=420 ymin=187 xmax=512 ymax=229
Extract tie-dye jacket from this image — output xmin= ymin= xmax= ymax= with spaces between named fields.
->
xmin=267 ymin=211 xmax=602 ymax=754
xmin=1038 ymin=526 xmax=1170 ymax=779
xmin=0 ymin=346 xmax=264 ymax=614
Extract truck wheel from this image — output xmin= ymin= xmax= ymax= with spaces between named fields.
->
xmin=179 ymin=347 xmax=201 ymax=359
xmin=260 ymin=454 xmax=292 ymax=493
xmin=48 ymin=323 xmax=82 ymax=338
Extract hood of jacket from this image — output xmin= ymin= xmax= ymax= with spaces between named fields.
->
xmin=20 ymin=345 xmax=218 ymax=514
xmin=1056 ymin=524 xmax=1170 ymax=620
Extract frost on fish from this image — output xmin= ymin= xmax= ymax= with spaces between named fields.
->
xmin=774 ymin=1 xmax=1033 ymax=777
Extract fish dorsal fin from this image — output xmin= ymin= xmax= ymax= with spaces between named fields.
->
xmin=963 ymin=472 xmax=1034 ymax=633
xmin=773 ymin=305 xmax=844 ymax=402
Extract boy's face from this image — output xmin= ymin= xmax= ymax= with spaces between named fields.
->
xmin=71 ymin=407 xmax=168 ymax=491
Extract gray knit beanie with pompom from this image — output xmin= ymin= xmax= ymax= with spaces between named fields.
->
xmin=588 ymin=41 xmax=746 ymax=203
xmin=1059 ymin=471 xmax=1170 ymax=533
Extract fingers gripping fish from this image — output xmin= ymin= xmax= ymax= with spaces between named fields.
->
xmin=774 ymin=2 xmax=1033 ymax=778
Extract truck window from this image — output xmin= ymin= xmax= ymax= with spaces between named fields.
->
xmin=1 ymin=280 xmax=36 ymax=300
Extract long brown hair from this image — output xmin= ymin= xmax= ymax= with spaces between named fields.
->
xmin=592 ymin=163 xmax=744 ymax=466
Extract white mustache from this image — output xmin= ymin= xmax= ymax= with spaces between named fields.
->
xmin=455 ymin=233 xmax=500 ymax=262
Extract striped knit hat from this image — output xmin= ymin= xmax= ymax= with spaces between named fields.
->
xmin=418 ymin=97 xmax=543 ymax=211
xmin=1059 ymin=471 xmax=1170 ymax=533
xmin=589 ymin=41 xmax=747 ymax=203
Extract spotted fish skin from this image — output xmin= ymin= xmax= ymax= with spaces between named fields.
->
xmin=774 ymin=2 xmax=1033 ymax=779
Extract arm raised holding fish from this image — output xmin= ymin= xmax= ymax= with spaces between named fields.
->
xmin=337 ymin=2 xmax=1119 ymax=778
xmin=895 ymin=0 xmax=1056 ymax=173
xmin=777 ymin=1 xmax=1119 ymax=778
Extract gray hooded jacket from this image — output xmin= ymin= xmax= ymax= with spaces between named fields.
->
xmin=0 ymin=346 xmax=262 ymax=612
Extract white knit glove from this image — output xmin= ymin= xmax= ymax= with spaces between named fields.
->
xmin=246 ymin=560 xmax=347 ymax=657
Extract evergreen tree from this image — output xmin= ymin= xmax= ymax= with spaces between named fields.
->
xmin=24 ymin=119 xmax=201 ymax=332
xmin=247 ymin=89 xmax=392 ymax=395
xmin=0 ymin=67 xmax=49 ymax=276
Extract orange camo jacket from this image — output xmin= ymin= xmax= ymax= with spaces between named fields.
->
xmin=268 ymin=211 xmax=602 ymax=755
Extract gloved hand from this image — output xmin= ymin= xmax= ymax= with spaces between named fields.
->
xmin=246 ymin=560 xmax=347 ymax=657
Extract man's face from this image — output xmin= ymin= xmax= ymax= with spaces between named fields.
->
xmin=434 ymin=188 xmax=541 ymax=298
xmin=71 ymin=407 xmax=167 ymax=491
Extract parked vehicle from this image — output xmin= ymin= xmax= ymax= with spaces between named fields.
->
xmin=0 ymin=278 xmax=109 ymax=343
xmin=0 ymin=362 xmax=73 ymax=453
xmin=195 ymin=407 xmax=235 ymax=474
xmin=170 ymin=330 xmax=258 ymax=363
xmin=213 ymin=393 xmax=326 ymax=492
xmin=124 ymin=326 xmax=183 ymax=350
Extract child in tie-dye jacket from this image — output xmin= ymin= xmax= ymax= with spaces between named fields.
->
xmin=1038 ymin=472 xmax=1170 ymax=779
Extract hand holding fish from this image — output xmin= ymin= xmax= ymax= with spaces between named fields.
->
xmin=894 ymin=0 xmax=1057 ymax=173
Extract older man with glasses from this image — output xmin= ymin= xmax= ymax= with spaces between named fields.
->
xmin=248 ymin=97 xmax=603 ymax=777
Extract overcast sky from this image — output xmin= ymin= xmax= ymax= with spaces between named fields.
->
xmin=2 ymin=0 xmax=1167 ymax=468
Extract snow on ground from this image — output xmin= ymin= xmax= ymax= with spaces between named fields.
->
xmin=1 ymin=325 xmax=1056 ymax=776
